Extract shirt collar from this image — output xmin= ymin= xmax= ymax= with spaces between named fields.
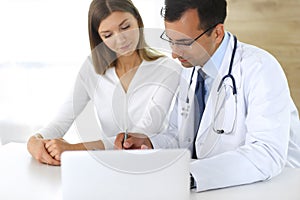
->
xmin=200 ymin=32 xmax=230 ymax=79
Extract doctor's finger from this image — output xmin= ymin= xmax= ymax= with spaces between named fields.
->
xmin=126 ymin=135 xmax=153 ymax=149
xmin=141 ymin=144 xmax=149 ymax=150
xmin=123 ymin=137 xmax=140 ymax=149
xmin=114 ymin=133 xmax=125 ymax=150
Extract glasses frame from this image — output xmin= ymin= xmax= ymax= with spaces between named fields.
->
xmin=160 ymin=23 xmax=219 ymax=48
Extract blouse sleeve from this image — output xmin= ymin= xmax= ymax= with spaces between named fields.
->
xmin=37 ymin=60 xmax=92 ymax=139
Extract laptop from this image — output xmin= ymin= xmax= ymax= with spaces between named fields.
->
xmin=61 ymin=149 xmax=190 ymax=200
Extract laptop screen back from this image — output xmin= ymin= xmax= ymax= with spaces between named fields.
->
xmin=61 ymin=149 xmax=190 ymax=200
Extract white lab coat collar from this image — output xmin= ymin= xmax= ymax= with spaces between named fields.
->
xmin=200 ymin=32 xmax=230 ymax=79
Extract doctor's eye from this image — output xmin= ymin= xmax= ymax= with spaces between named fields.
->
xmin=176 ymin=40 xmax=194 ymax=46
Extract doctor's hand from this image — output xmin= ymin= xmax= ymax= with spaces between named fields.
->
xmin=114 ymin=132 xmax=153 ymax=150
xmin=27 ymin=134 xmax=61 ymax=166
xmin=45 ymin=138 xmax=71 ymax=161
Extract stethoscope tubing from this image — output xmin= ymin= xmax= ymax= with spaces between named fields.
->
xmin=186 ymin=35 xmax=238 ymax=104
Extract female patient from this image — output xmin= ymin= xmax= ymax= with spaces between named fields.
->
xmin=27 ymin=0 xmax=181 ymax=165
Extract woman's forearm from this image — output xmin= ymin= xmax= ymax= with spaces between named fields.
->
xmin=73 ymin=140 xmax=105 ymax=151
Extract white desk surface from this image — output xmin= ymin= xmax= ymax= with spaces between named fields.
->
xmin=1 ymin=142 xmax=300 ymax=200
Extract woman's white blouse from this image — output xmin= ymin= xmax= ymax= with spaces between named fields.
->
xmin=38 ymin=56 xmax=182 ymax=149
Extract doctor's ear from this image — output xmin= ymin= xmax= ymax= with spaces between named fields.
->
xmin=213 ymin=24 xmax=225 ymax=44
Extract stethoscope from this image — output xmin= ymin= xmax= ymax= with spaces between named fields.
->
xmin=181 ymin=35 xmax=238 ymax=135
xmin=180 ymin=66 xmax=196 ymax=118
xmin=217 ymin=35 xmax=238 ymax=97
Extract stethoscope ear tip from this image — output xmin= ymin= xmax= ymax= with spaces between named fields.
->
xmin=216 ymin=129 xmax=224 ymax=134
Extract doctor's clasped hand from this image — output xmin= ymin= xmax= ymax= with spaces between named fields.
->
xmin=114 ymin=132 xmax=153 ymax=150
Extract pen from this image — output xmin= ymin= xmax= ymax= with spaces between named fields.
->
xmin=123 ymin=94 xmax=128 ymax=148
xmin=124 ymin=129 xmax=128 ymax=143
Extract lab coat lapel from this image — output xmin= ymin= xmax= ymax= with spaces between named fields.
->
xmin=178 ymin=68 xmax=197 ymax=149
xmin=195 ymin=33 xmax=242 ymax=158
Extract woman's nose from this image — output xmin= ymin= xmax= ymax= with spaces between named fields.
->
xmin=115 ymin=32 xmax=127 ymax=44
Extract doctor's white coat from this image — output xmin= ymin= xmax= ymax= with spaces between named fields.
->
xmin=151 ymin=33 xmax=300 ymax=192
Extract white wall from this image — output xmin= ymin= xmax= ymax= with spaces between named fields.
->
xmin=132 ymin=0 xmax=165 ymax=29
xmin=0 ymin=0 xmax=91 ymax=63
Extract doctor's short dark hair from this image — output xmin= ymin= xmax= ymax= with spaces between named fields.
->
xmin=161 ymin=0 xmax=227 ymax=32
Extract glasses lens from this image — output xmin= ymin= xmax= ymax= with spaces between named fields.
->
xmin=160 ymin=31 xmax=193 ymax=49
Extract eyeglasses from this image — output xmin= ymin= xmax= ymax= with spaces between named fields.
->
xmin=160 ymin=23 xmax=219 ymax=49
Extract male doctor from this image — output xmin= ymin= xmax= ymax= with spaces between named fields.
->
xmin=115 ymin=0 xmax=300 ymax=192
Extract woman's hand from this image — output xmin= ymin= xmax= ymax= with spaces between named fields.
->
xmin=45 ymin=138 xmax=71 ymax=161
xmin=27 ymin=134 xmax=61 ymax=166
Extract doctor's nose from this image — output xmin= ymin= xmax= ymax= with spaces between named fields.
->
xmin=171 ymin=46 xmax=183 ymax=59
xmin=172 ymin=51 xmax=180 ymax=59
